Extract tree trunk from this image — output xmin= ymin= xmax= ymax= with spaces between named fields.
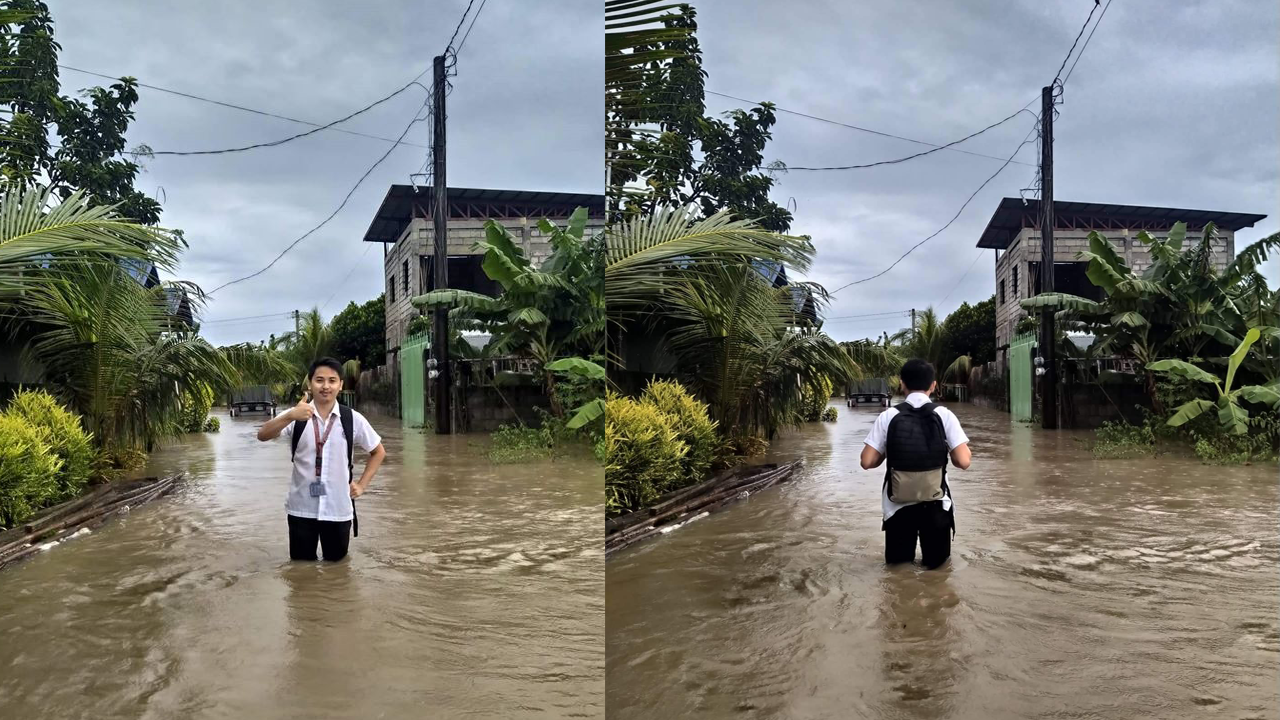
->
xmin=545 ymin=370 xmax=565 ymax=417
xmin=1146 ymin=370 xmax=1164 ymax=416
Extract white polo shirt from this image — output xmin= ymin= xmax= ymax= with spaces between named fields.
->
xmin=281 ymin=402 xmax=382 ymax=521
xmin=863 ymin=392 xmax=969 ymax=522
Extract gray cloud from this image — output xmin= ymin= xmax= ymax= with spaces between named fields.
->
xmin=698 ymin=0 xmax=1278 ymax=342
xmin=49 ymin=0 xmax=601 ymax=346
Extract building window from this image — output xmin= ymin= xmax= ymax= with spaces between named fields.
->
xmin=999 ymin=279 xmax=1006 ymax=305
xmin=389 ymin=276 xmax=395 ymax=303
xmin=1012 ymin=266 xmax=1019 ymax=299
xmin=402 ymin=260 xmax=409 ymax=295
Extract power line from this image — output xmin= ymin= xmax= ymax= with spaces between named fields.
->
xmin=444 ymin=0 xmax=479 ymax=56
xmin=149 ymin=81 xmax=428 ymax=156
xmin=199 ymin=311 xmax=293 ymax=324
xmin=207 ymin=0 xmax=478 ymax=295
xmin=783 ymin=107 xmax=1036 ymax=171
xmin=707 ymin=89 xmax=1038 ymax=168
xmin=321 ymin=242 xmax=377 ymax=312
xmin=1063 ymin=0 xmax=1114 ymax=87
xmin=454 ymin=0 xmax=489 ymax=57
xmin=830 ymin=116 xmax=1040 ymax=295
xmin=936 ymin=249 xmax=985 ymax=307
xmin=57 ymin=64 xmax=431 ymax=150
xmin=209 ymin=96 xmax=431 ymax=295
xmin=821 ymin=310 xmax=912 ymax=321
xmin=1052 ymin=1 xmax=1101 ymax=83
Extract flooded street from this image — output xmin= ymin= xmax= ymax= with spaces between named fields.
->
xmin=0 ymin=411 xmax=603 ymax=719
xmin=606 ymin=401 xmax=1279 ymax=719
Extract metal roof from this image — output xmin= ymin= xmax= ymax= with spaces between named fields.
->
xmin=362 ymin=185 xmax=605 ymax=244
xmin=976 ymin=198 xmax=1267 ymax=249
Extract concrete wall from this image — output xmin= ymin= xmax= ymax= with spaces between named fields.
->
xmin=994 ymin=226 xmax=1235 ymax=352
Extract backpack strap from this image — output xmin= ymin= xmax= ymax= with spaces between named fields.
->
xmin=289 ymin=419 xmax=308 ymax=461
xmin=340 ymin=405 xmax=358 ymax=538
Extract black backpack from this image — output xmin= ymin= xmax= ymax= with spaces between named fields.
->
xmin=290 ymin=405 xmax=360 ymax=537
xmin=884 ymin=402 xmax=955 ymax=533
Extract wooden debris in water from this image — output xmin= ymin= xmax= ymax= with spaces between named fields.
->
xmin=605 ymin=460 xmax=803 ymax=557
xmin=0 ymin=472 xmax=184 ymax=570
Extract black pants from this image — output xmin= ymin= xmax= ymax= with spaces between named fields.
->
xmin=287 ymin=514 xmax=352 ymax=561
xmin=884 ymin=501 xmax=952 ymax=569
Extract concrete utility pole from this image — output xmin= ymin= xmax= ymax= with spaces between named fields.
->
xmin=293 ymin=309 xmax=300 ymax=333
xmin=1039 ymin=85 xmax=1058 ymax=430
xmin=431 ymin=53 xmax=451 ymax=435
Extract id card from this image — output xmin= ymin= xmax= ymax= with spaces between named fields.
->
xmin=309 ymin=480 xmax=327 ymax=497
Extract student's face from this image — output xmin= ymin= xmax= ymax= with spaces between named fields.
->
xmin=309 ymin=367 xmax=343 ymax=401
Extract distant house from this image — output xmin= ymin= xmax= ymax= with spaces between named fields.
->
xmin=976 ymin=198 xmax=1267 ymax=364
xmin=361 ymin=185 xmax=605 ymax=371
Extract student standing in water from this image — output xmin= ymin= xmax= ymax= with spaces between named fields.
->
xmin=860 ymin=358 xmax=971 ymax=569
xmin=257 ymin=357 xmax=386 ymax=561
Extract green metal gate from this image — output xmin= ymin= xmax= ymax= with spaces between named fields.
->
xmin=1009 ymin=332 xmax=1037 ymax=422
xmin=400 ymin=332 xmax=430 ymax=427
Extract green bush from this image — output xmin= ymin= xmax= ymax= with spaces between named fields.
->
xmin=203 ymin=417 xmax=221 ymax=433
xmin=489 ymin=424 xmax=554 ymax=464
xmin=800 ymin=376 xmax=834 ymax=422
xmin=605 ymin=394 xmax=688 ymax=516
xmin=1092 ymin=419 xmax=1157 ymax=459
xmin=822 ymin=406 xmax=838 ymax=422
xmin=179 ymin=383 xmax=215 ymax=434
xmin=0 ymin=414 xmax=62 ymax=528
xmin=641 ymin=380 xmax=718 ymax=483
xmin=4 ymin=389 xmax=94 ymax=500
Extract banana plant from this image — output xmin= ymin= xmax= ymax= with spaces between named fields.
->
xmin=546 ymin=357 xmax=606 ymax=430
xmin=1147 ymin=328 xmax=1280 ymax=435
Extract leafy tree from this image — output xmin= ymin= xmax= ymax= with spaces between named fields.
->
xmin=943 ymin=296 xmax=996 ymax=365
xmin=1 ymin=0 xmax=161 ymax=224
xmin=606 ymin=4 xmax=791 ymax=232
xmin=330 ymin=293 xmax=386 ymax=369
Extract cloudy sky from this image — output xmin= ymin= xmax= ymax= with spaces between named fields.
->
xmin=695 ymin=0 xmax=1278 ymax=342
xmin=49 ymin=0 xmax=601 ymax=347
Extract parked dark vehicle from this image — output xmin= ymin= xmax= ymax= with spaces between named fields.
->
xmin=846 ymin=378 xmax=891 ymax=408
xmin=229 ymin=385 xmax=276 ymax=417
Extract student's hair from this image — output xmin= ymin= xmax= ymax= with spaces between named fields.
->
xmin=900 ymin=358 xmax=935 ymax=392
xmin=308 ymin=357 xmax=344 ymax=379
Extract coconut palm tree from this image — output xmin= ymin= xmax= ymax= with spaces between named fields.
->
xmin=657 ymin=261 xmax=857 ymax=437
xmin=606 ymin=205 xmax=814 ymax=322
xmin=16 ymin=259 xmax=236 ymax=451
xmin=0 ymin=186 xmax=183 ymax=295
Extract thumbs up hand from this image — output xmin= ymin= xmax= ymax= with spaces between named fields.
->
xmin=287 ymin=391 xmax=315 ymax=422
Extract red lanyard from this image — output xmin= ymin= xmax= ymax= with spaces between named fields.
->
xmin=311 ymin=412 xmax=337 ymax=478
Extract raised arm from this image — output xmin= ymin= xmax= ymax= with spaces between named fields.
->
xmin=257 ymin=393 xmax=313 ymax=441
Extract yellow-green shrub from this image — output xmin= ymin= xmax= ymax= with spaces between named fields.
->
xmin=180 ymin=383 xmax=216 ymax=434
xmin=0 ymin=414 xmax=62 ymax=528
xmin=801 ymin=376 xmax=834 ymax=421
xmin=641 ymin=380 xmax=718 ymax=482
xmin=4 ymin=389 xmax=95 ymax=500
xmin=604 ymin=394 xmax=688 ymax=515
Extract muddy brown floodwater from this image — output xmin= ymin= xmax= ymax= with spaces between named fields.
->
xmin=606 ymin=400 xmax=1279 ymax=719
xmin=0 ymin=411 xmax=603 ymax=719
